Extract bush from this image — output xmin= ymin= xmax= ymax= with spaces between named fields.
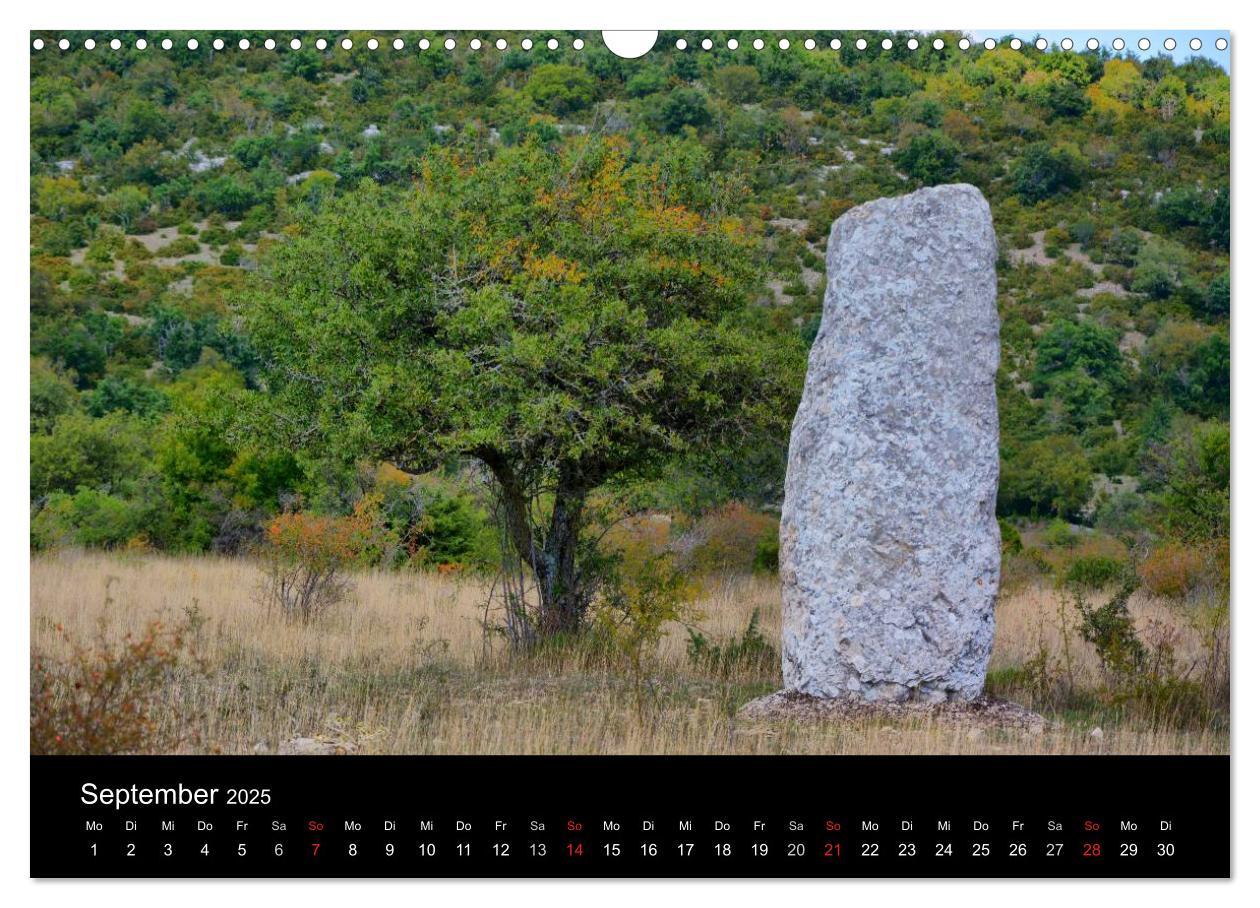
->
xmin=160 ymin=236 xmax=201 ymax=257
xmin=686 ymin=610 xmax=778 ymax=678
xmin=258 ymin=497 xmax=391 ymax=620
xmin=1074 ymin=580 xmax=1147 ymax=682
xmin=1138 ymin=542 xmax=1209 ymax=599
xmin=648 ymin=88 xmax=711 ymax=134
xmin=1064 ymin=555 xmax=1126 ymax=590
xmin=670 ymin=503 xmax=779 ymax=575
xmin=525 ymin=64 xmax=598 ymax=115
xmin=31 ymin=613 xmax=202 ymax=754
xmin=752 ymin=528 xmax=779 ymax=574
xmin=998 ymin=518 xmax=1023 ymax=555
xmin=999 ymin=435 xmax=1094 ymax=519
xmin=31 ymin=488 xmax=146 ymax=550
xmin=30 ymin=411 xmax=152 ymax=499
xmin=1043 ymin=517 xmax=1078 ymax=548
xmin=893 ymin=132 xmax=961 ymax=185
xmin=1011 ymin=142 xmax=1085 ymax=203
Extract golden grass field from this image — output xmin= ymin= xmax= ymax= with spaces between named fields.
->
xmin=30 ymin=551 xmax=1228 ymax=756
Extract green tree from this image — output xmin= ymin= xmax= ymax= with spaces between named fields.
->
xmin=101 ymin=185 xmax=150 ymax=231
xmin=999 ymin=435 xmax=1094 ymax=519
xmin=243 ymin=138 xmax=803 ymax=636
xmin=31 ymin=412 xmax=152 ymax=500
xmin=1158 ymin=422 xmax=1229 ymax=543
xmin=894 ymin=131 xmax=961 ymax=185
xmin=649 ymin=89 xmax=711 ymax=134
xmin=524 ymin=64 xmax=598 ymax=115
xmin=1010 ymin=141 xmax=1085 ymax=203
xmin=1032 ymin=319 xmax=1126 ymax=397
xmin=30 ymin=357 xmax=80 ymax=433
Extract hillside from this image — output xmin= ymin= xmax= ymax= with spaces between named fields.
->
xmin=30 ymin=31 xmax=1228 ymax=559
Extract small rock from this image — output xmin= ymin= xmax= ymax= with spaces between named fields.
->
xmin=278 ymin=736 xmax=356 ymax=756
xmin=1089 ymin=726 xmax=1104 ymax=741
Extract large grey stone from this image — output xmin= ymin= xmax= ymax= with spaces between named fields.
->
xmin=780 ymin=183 xmax=1000 ymax=703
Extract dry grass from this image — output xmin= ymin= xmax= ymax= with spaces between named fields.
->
xmin=30 ymin=551 xmax=1227 ymax=756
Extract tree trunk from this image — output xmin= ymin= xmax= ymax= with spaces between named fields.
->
xmin=481 ymin=453 xmax=590 ymax=638
xmin=537 ymin=483 xmax=587 ymax=635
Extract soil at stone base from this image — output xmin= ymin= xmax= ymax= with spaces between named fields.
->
xmin=739 ymin=690 xmax=1047 ymax=734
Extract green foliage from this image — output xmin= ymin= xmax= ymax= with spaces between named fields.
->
xmin=31 ymin=488 xmax=146 ymax=549
xmin=1158 ymin=422 xmax=1229 ymax=544
xmin=998 ymin=518 xmax=1023 ymax=555
xmin=525 ymin=64 xmax=598 ymax=115
xmin=893 ymin=131 xmax=961 ymax=185
xmin=685 ymin=610 xmax=778 ymax=678
xmin=999 ymin=435 xmax=1093 ymax=519
xmin=26 ymin=31 xmax=1230 ymax=577
xmin=1064 ymin=555 xmax=1126 ymax=590
xmin=85 ymin=375 xmax=169 ymax=419
xmin=1010 ymin=142 xmax=1085 ymax=203
xmin=30 ymin=357 xmax=80 ymax=433
xmin=1074 ymin=580 xmax=1148 ymax=681
xmin=30 ymin=411 xmax=152 ymax=500
xmin=242 ymin=137 xmax=803 ymax=633
xmin=752 ymin=528 xmax=779 ymax=574
xmin=1043 ymin=517 xmax=1078 ymax=548
xmin=648 ymin=89 xmax=711 ymax=133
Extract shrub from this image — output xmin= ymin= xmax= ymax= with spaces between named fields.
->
xmin=30 ymin=411 xmax=152 ymax=499
xmin=648 ymin=88 xmax=711 ymax=134
xmin=31 ymin=488 xmax=146 ymax=550
xmin=670 ymin=503 xmax=779 ymax=575
xmin=525 ymin=64 xmax=598 ymax=115
xmin=893 ymin=132 xmax=961 ymax=185
xmin=1074 ymin=580 xmax=1147 ymax=682
xmin=159 ymin=236 xmax=200 ymax=257
xmin=1064 ymin=555 xmax=1126 ymax=590
xmin=1138 ymin=542 xmax=1209 ymax=599
xmin=998 ymin=518 xmax=1023 ymax=555
xmin=752 ymin=528 xmax=779 ymax=574
xmin=1043 ymin=225 xmax=1071 ymax=256
xmin=1010 ymin=142 xmax=1085 ymax=203
xmin=258 ymin=497 xmax=391 ymax=620
xmin=1043 ymin=518 xmax=1078 ymax=548
xmin=998 ymin=435 xmax=1094 ymax=519
xmin=31 ymin=614 xmax=201 ymax=754
xmin=686 ymin=610 xmax=778 ymax=679
xmin=595 ymin=552 xmax=697 ymax=711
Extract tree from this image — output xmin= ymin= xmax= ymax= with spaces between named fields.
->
xmin=893 ymin=131 xmax=961 ymax=185
xmin=998 ymin=435 xmax=1094 ymax=519
xmin=1010 ymin=141 xmax=1084 ymax=203
xmin=101 ymin=185 xmax=150 ymax=231
xmin=649 ymin=89 xmax=711 ymax=134
xmin=243 ymin=138 xmax=803 ymax=638
xmin=1032 ymin=319 xmax=1126 ymax=397
xmin=524 ymin=64 xmax=598 ymax=115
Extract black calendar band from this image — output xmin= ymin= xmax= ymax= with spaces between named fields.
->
xmin=31 ymin=754 xmax=1229 ymax=879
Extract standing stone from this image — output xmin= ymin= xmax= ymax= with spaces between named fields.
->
xmin=780 ymin=184 xmax=999 ymax=703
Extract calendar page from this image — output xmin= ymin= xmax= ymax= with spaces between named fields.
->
xmin=27 ymin=26 xmax=1231 ymax=879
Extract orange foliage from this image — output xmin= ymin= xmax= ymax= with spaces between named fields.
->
xmin=31 ymin=618 xmax=200 ymax=754
xmin=1138 ymin=543 xmax=1210 ymax=599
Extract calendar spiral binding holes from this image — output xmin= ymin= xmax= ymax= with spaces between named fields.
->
xmin=29 ymin=32 xmax=1230 ymax=56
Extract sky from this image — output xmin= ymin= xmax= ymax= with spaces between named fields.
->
xmin=971 ymin=29 xmax=1231 ymax=72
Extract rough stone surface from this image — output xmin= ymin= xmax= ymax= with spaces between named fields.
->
xmin=780 ymin=183 xmax=1000 ymax=703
